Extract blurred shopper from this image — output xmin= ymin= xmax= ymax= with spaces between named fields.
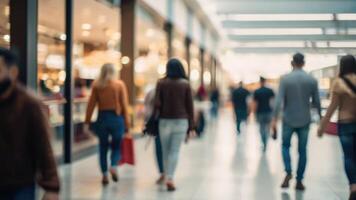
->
xmin=154 ymin=58 xmax=195 ymax=191
xmin=253 ymin=77 xmax=275 ymax=152
xmin=272 ymin=53 xmax=321 ymax=191
xmin=318 ymin=55 xmax=356 ymax=200
xmin=0 ymin=48 xmax=60 ymax=200
xmin=84 ymin=63 xmax=130 ymax=185
xmin=143 ymin=86 xmax=164 ymax=184
xmin=232 ymin=81 xmax=250 ymax=134
xmin=210 ymin=87 xmax=220 ymax=118
xmin=196 ymin=84 xmax=207 ymax=101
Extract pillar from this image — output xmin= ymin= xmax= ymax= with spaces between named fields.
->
xmin=120 ymin=0 xmax=136 ymax=105
xmin=10 ymin=0 xmax=38 ymax=88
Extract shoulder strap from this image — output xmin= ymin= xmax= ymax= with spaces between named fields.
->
xmin=341 ymin=77 xmax=356 ymax=94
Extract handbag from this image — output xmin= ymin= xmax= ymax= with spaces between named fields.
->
xmin=143 ymin=114 xmax=159 ymax=137
xmin=119 ymin=137 xmax=135 ymax=166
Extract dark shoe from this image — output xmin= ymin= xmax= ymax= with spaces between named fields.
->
xmin=110 ymin=169 xmax=119 ymax=182
xmin=156 ymin=175 xmax=165 ymax=185
xmin=349 ymin=191 xmax=356 ymax=200
xmin=102 ymin=176 xmax=109 ymax=186
xmin=166 ymin=182 xmax=176 ymax=192
xmin=296 ymin=181 xmax=305 ymax=191
xmin=281 ymin=174 xmax=292 ymax=188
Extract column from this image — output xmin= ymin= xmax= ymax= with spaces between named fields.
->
xmin=120 ymin=0 xmax=136 ymax=105
xmin=199 ymin=48 xmax=205 ymax=86
xmin=63 ymin=0 xmax=73 ymax=163
xmin=164 ymin=22 xmax=174 ymax=58
xmin=185 ymin=37 xmax=191 ymax=79
xmin=10 ymin=0 xmax=38 ymax=88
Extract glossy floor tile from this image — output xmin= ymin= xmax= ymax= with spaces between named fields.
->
xmin=58 ymin=109 xmax=349 ymax=200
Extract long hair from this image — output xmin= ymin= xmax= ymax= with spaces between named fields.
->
xmin=165 ymin=58 xmax=187 ymax=79
xmin=339 ymin=55 xmax=356 ymax=78
xmin=96 ymin=63 xmax=117 ymax=87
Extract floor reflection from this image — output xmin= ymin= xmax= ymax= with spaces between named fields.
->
xmin=281 ymin=191 xmax=304 ymax=200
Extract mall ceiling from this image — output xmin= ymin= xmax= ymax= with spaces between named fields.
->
xmin=211 ymin=0 xmax=356 ymax=54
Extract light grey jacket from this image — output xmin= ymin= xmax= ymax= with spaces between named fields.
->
xmin=273 ymin=68 xmax=321 ymax=127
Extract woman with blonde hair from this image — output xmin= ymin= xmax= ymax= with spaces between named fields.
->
xmin=84 ymin=63 xmax=130 ymax=185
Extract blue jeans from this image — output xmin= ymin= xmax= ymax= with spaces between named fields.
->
xmin=338 ymin=123 xmax=356 ymax=185
xmin=257 ymin=112 xmax=272 ymax=150
xmin=95 ymin=111 xmax=125 ymax=175
xmin=282 ymin=122 xmax=310 ymax=181
xmin=0 ymin=184 xmax=35 ymax=200
xmin=155 ymin=134 xmax=164 ymax=174
xmin=159 ymin=119 xmax=188 ymax=180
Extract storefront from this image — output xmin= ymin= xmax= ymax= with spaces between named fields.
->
xmin=5 ymin=0 xmax=220 ymax=164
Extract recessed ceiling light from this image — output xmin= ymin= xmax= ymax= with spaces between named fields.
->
xmin=81 ymin=23 xmax=92 ymax=30
xmin=3 ymin=35 xmax=10 ymax=42
xmin=59 ymin=34 xmax=66 ymax=41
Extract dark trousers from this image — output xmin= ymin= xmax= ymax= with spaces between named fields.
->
xmin=95 ymin=111 xmax=125 ymax=175
xmin=234 ymin=109 xmax=247 ymax=133
xmin=338 ymin=123 xmax=356 ymax=185
xmin=155 ymin=134 xmax=164 ymax=174
xmin=0 ymin=185 xmax=35 ymax=200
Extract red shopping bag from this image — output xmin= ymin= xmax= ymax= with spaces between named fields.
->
xmin=325 ymin=122 xmax=338 ymax=136
xmin=119 ymin=137 xmax=135 ymax=166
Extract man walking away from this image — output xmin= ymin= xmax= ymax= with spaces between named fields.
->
xmin=272 ymin=52 xmax=321 ymax=191
xmin=232 ymin=81 xmax=250 ymax=134
xmin=0 ymin=48 xmax=60 ymax=200
xmin=253 ymin=77 xmax=275 ymax=152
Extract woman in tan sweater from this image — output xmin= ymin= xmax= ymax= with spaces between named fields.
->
xmin=84 ymin=63 xmax=130 ymax=185
xmin=318 ymin=55 xmax=356 ymax=200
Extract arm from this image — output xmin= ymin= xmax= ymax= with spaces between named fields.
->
xmin=273 ymin=79 xmax=285 ymax=119
xmin=312 ymin=80 xmax=322 ymax=119
xmin=186 ymin=85 xmax=195 ymax=131
xmin=85 ymin=86 xmax=97 ymax=124
xmin=119 ymin=81 xmax=130 ymax=131
xmin=153 ymin=81 xmax=162 ymax=117
xmin=319 ymin=93 xmax=339 ymax=133
xmin=28 ymin=101 xmax=60 ymax=193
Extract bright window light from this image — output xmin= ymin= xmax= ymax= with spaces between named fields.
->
xmin=315 ymin=42 xmax=329 ymax=48
xmin=231 ymin=41 xmax=305 ymax=48
xmin=220 ymin=14 xmax=334 ymax=21
xmin=329 ymin=41 xmax=356 ymax=48
xmin=347 ymin=28 xmax=356 ymax=34
xmin=337 ymin=14 xmax=356 ymax=20
xmin=227 ymin=28 xmax=323 ymax=35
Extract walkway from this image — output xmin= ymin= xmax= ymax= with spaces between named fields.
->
xmin=59 ymin=109 xmax=349 ymax=200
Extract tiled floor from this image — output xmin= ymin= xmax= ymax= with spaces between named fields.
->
xmin=58 ymin=109 xmax=349 ymax=200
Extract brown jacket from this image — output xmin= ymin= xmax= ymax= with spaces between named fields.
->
xmin=0 ymin=84 xmax=60 ymax=192
xmin=154 ymin=78 xmax=194 ymax=130
xmin=320 ymin=74 xmax=356 ymax=131
xmin=85 ymin=80 xmax=130 ymax=129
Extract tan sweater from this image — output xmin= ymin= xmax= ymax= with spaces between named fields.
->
xmin=320 ymin=74 xmax=356 ymax=131
xmin=85 ymin=80 xmax=130 ymax=129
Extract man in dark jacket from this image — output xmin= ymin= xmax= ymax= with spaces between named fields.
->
xmin=232 ymin=81 xmax=250 ymax=134
xmin=0 ymin=48 xmax=60 ymax=200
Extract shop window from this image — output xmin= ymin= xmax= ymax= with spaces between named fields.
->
xmin=72 ymin=0 xmax=121 ymax=152
xmin=0 ymin=0 xmax=10 ymax=48
xmin=133 ymin=5 xmax=168 ymax=133
xmin=38 ymin=0 xmax=66 ymax=157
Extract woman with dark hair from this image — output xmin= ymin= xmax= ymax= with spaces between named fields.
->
xmin=318 ymin=55 xmax=356 ymax=200
xmin=154 ymin=58 xmax=195 ymax=191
